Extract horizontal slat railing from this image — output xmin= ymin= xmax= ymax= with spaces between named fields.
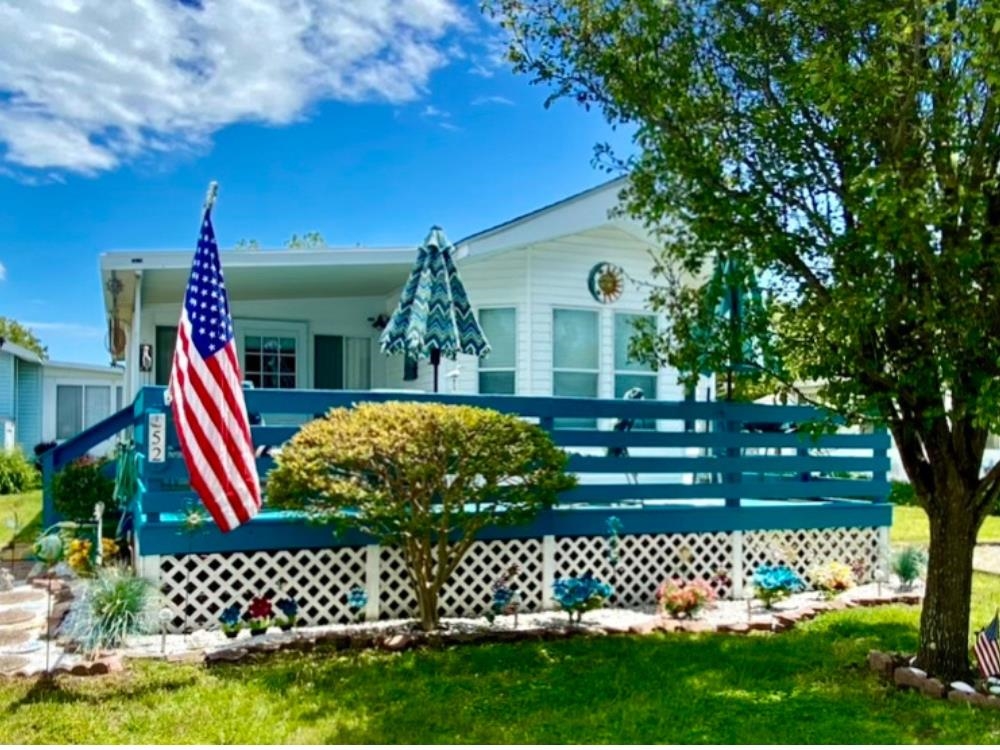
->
xmin=41 ymin=404 xmax=139 ymax=526
xmin=130 ymin=386 xmax=891 ymax=520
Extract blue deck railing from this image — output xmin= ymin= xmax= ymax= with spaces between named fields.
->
xmin=43 ymin=386 xmax=893 ymax=555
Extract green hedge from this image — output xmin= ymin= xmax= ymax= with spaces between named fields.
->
xmin=0 ymin=448 xmax=40 ymax=494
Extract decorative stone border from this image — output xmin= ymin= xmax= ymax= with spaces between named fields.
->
xmin=868 ymin=650 xmax=1000 ymax=710
xmin=201 ymin=591 xmax=926 ymax=667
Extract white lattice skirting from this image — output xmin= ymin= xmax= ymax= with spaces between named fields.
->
xmin=142 ymin=526 xmax=888 ymax=633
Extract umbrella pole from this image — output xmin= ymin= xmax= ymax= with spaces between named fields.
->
xmin=431 ymin=348 xmax=441 ymax=393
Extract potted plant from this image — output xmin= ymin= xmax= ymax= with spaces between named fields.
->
xmin=276 ymin=597 xmax=299 ymax=631
xmin=246 ymin=597 xmax=274 ymax=635
xmin=752 ymin=564 xmax=805 ymax=609
xmin=347 ymin=586 xmax=367 ymax=622
xmin=219 ymin=604 xmax=243 ymax=638
xmin=656 ymin=578 xmax=715 ymax=619
xmin=809 ymin=561 xmax=856 ymax=599
xmin=552 ymin=573 xmax=613 ymax=624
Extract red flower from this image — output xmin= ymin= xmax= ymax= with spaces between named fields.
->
xmin=248 ymin=597 xmax=274 ymax=620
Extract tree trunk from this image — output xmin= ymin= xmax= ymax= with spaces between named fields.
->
xmin=416 ymin=584 xmax=440 ymax=632
xmin=916 ymin=487 xmax=979 ymax=680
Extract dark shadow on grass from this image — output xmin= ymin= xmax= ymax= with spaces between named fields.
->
xmin=4 ymin=670 xmax=198 ymax=713
xmin=203 ymin=614 xmax=954 ymax=744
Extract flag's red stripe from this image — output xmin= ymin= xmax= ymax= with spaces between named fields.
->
xmin=171 ymin=317 xmax=260 ymax=530
xmin=176 ymin=326 xmax=259 ymax=518
xmin=204 ymin=345 xmax=253 ymax=451
xmin=178 ymin=340 xmax=260 ymax=523
xmin=174 ymin=332 xmax=256 ymax=525
xmin=170 ymin=343 xmax=239 ymax=531
xmin=171 ymin=338 xmax=246 ymax=529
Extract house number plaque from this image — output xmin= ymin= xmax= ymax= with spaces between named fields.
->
xmin=148 ymin=413 xmax=166 ymax=463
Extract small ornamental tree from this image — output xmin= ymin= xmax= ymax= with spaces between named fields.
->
xmin=267 ymin=402 xmax=575 ymax=630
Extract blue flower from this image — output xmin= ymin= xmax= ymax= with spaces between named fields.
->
xmin=347 ymin=586 xmax=368 ymax=611
xmin=276 ymin=598 xmax=299 ymax=617
xmin=552 ymin=574 xmax=613 ymax=619
xmin=219 ymin=604 xmax=242 ymax=627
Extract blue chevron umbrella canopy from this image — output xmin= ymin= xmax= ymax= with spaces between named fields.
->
xmin=380 ymin=226 xmax=491 ymax=391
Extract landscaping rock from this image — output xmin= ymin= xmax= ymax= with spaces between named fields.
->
xmin=867 ymin=650 xmax=895 ymax=679
xmin=675 ymin=620 xmax=712 ymax=634
xmin=655 ymin=620 xmax=679 ymax=633
xmin=920 ymin=677 xmax=947 ymax=699
xmin=0 ymin=568 xmax=14 ymax=592
xmin=716 ymin=622 xmax=750 ymax=634
xmin=381 ymin=633 xmax=411 ymax=652
xmin=894 ymin=666 xmax=928 ymax=690
xmin=0 ymin=655 xmax=29 ymax=674
xmin=774 ymin=613 xmax=799 ymax=629
xmin=748 ymin=618 xmax=773 ymax=632
xmin=949 ymin=681 xmax=977 ymax=694
xmin=69 ymin=663 xmax=92 ymax=676
xmin=205 ymin=648 xmax=247 ymax=665
xmin=628 ymin=621 xmax=660 ymax=636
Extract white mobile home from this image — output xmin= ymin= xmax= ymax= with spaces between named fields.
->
xmin=99 ymin=179 xmax=705 ymax=407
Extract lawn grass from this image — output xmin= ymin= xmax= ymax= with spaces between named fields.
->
xmin=0 ymin=489 xmax=42 ymax=551
xmin=891 ymin=505 xmax=1000 ymax=546
xmin=2 ymin=492 xmax=1000 ymax=742
xmin=2 ymin=587 xmax=1000 ymax=744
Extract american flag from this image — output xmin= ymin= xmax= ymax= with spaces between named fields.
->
xmin=166 ymin=199 xmax=262 ymax=532
xmin=975 ymin=610 xmax=1000 ymax=679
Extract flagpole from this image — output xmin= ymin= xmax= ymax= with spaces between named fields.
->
xmin=165 ymin=181 xmax=220 ymax=408
xmin=204 ymin=181 xmax=219 ymax=213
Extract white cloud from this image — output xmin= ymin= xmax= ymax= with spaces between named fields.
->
xmin=471 ymin=95 xmax=514 ymax=106
xmin=0 ymin=262 xmax=5 ymax=281
xmin=0 ymin=0 xmax=468 ymax=174
xmin=421 ymin=104 xmax=450 ymax=119
xmin=22 ymin=321 xmax=104 ymax=338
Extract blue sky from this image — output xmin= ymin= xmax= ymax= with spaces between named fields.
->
xmin=0 ymin=0 xmax=632 ymax=365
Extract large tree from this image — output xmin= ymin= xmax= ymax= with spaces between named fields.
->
xmin=0 ymin=317 xmax=47 ymax=359
xmin=489 ymin=0 xmax=1000 ymax=679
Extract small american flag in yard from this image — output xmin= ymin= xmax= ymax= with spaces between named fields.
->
xmin=975 ymin=610 xmax=1000 ymax=679
xmin=166 ymin=186 xmax=261 ymax=532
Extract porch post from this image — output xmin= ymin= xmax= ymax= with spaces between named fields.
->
xmin=541 ymin=535 xmax=556 ymax=609
xmin=730 ymin=531 xmax=744 ymax=599
xmin=364 ymin=545 xmax=381 ymax=621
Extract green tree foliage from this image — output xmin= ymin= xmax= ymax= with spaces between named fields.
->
xmin=267 ymin=402 xmax=575 ymax=630
xmin=285 ymin=231 xmax=326 ymax=249
xmin=489 ymin=0 xmax=1000 ymax=678
xmin=0 ymin=317 xmax=46 ymax=359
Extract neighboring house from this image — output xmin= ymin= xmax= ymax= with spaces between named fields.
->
xmin=99 ymin=179 xmax=710 ymax=415
xmin=0 ymin=338 xmax=123 ymax=455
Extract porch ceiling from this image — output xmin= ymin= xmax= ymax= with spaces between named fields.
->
xmin=140 ymin=261 xmax=414 ymax=304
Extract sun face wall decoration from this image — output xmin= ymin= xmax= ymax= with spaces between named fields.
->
xmin=587 ymin=262 xmax=626 ymax=303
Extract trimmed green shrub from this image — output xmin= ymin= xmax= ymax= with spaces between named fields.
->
xmin=0 ymin=448 xmax=40 ymax=494
xmin=64 ymin=566 xmax=160 ymax=655
xmin=267 ymin=401 xmax=576 ymax=630
xmin=888 ymin=480 xmax=917 ymax=506
xmin=52 ymin=456 xmax=115 ymax=522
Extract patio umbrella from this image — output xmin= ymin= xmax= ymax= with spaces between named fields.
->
xmin=693 ymin=248 xmax=773 ymax=401
xmin=380 ymin=226 xmax=491 ymax=392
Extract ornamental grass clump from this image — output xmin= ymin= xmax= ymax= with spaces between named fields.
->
xmin=892 ymin=546 xmax=927 ymax=591
xmin=267 ymin=402 xmax=575 ymax=631
xmin=752 ymin=565 xmax=805 ymax=609
xmin=809 ymin=561 xmax=856 ymax=599
xmin=64 ymin=566 xmax=159 ymax=656
xmin=656 ymin=578 xmax=715 ymax=619
xmin=552 ymin=574 xmax=613 ymax=624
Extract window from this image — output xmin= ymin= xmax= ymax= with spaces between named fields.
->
xmin=478 ymin=308 xmax=516 ymax=394
xmin=614 ymin=313 xmax=658 ymax=429
xmin=115 ymin=386 xmax=124 ymax=412
xmin=313 ymin=335 xmax=371 ymax=390
xmin=553 ymin=309 xmax=599 ymax=427
xmin=244 ymin=335 xmax=297 ymax=389
xmin=56 ymin=384 xmax=113 ymax=439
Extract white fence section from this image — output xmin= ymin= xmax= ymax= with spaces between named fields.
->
xmin=153 ymin=526 xmax=884 ymax=633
